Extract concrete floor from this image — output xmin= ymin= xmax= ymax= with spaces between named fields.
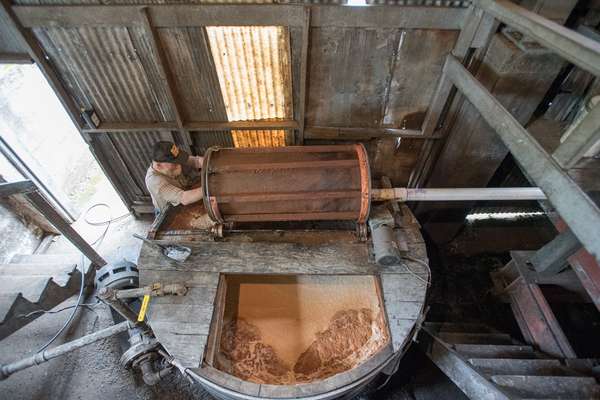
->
xmin=0 ymin=214 xmax=467 ymax=400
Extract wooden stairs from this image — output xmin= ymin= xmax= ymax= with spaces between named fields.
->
xmin=0 ymin=253 xmax=94 ymax=340
xmin=420 ymin=322 xmax=600 ymax=399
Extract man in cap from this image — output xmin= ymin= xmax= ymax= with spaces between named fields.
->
xmin=145 ymin=141 xmax=204 ymax=215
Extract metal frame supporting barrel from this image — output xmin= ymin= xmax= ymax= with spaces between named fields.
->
xmin=202 ymin=145 xmax=371 ymax=224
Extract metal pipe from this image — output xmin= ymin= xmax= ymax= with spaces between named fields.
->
xmin=371 ymin=187 xmax=546 ymax=202
xmin=114 ymin=283 xmax=187 ymax=300
xmin=0 ymin=321 xmax=131 ymax=380
xmin=97 ymin=287 xmax=142 ymax=324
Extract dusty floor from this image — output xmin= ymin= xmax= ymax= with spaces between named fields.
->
xmin=0 ymin=214 xmax=471 ymax=400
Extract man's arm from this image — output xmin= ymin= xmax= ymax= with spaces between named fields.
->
xmin=186 ymin=155 xmax=204 ymax=170
xmin=180 ymin=186 xmax=203 ymax=205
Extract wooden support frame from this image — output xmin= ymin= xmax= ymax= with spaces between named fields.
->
xmin=477 ymin=0 xmax=600 ymax=76
xmin=305 ymin=126 xmax=440 ymax=140
xmin=13 ymin=4 xmax=467 ymax=29
xmin=0 ymin=180 xmax=36 ymax=197
xmin=408 ymin=5 xmax=497 ymax=188
xmin=445 ymin=55 xmax=600 ymax=264
xmin=139 ymin=7 xmax=193 ymax=153
xmin=82 ymin=119 xmax=299 ymax=133
xmin=0 ymin=0 xmax=83 ymax=131
xmin=25 ymin=190 xmax=107 ymax=267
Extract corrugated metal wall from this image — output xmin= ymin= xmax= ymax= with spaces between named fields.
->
xmin=7 ymin=3 xmax=467 ymax=208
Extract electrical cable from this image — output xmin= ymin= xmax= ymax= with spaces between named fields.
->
xmin=18 ymin=302 xmax=101 ymax=319
xmin=33 ymin=202 xmax=130 ymax=353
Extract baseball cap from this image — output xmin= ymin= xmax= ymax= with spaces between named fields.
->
xmin=152 ymin=141 xmax=189 ymax=165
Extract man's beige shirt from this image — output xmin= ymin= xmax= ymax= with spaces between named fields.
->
xmin=145 ymin=166 xmax=193 ymax=212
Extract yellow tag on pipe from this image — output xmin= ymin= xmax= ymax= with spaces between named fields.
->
xmin=138 ymin=295 xmax=151 ymax=322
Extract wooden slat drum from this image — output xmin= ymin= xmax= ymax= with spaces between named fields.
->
xmin=202 ymin=145 xmax=371 ymax=224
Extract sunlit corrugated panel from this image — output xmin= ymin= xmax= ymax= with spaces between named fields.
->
xmin=206 ymin=26 xmax=293 ymax=147
xmin=232 ymin=129 xmax=287 ymax=147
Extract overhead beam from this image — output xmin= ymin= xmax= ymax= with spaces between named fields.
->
xmin=0 ymin=0 xmax=83 ymax=130
xmin=477 ymin=0 xmax=600 ymax=76
xmin=139 ymin=7 xmax=192 ymax=152
xmin=553 ymin=102 xmax=600 ymax=169
xmin=82 ymin=120 xmax=299 ymax=133
xmin=14 ymin=4 xmax=466 ymax=29
xmin=0 ymin=52 xmax=33 ymax=64
xmin=445 ymin=55 xmax=600 ymax=263
xmin=305 ymin=126 xmax=439 ymax=140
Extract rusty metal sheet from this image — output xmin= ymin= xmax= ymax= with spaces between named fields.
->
xmin=206 ymin=26 xmax=293 ymax=147
xmin=33 ymin=26 xmax=173 ymax=122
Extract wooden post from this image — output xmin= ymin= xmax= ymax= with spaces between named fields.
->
xmin=140 ymin=7 xmax=193 ymax=153
xmin=297 ymin=7 xmax=311 ymax=145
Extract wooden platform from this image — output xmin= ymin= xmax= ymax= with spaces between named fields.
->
xmin=137 ymin=202 xmax=429 ymax=397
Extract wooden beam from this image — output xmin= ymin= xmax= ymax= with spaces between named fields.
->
xmin=0 ymin=52 xmax=33 ymax=64
xmin=139 ymin=7 xmax=192 ymax=152
xmin=297 ymin=7 xmax=310 ymax=145
xmin=408 ymin=6 xmax=496 ymax=188
xmin=304 ymin=126 xmax=441 ymax=140
xmin=478 ymin=0 xmax=600 ymax=76
xmin=25 ymin=190 xmax=107 ymax=267
xmin=14 ymin=4 xmax=466 ymax=29
xmin=0 ymin=0 xmax=83 ymax=131
xmin=0 ymin=180 xmax=36 ymax=197
xmin=82 ymin=120 xmax=299 ymax=133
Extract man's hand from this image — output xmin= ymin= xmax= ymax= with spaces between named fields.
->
xmin=186 ymin=155 xmax=204 ymax=170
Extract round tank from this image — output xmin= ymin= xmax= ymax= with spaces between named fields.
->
xmin=201 ymin=145 xmax=371 ymax=224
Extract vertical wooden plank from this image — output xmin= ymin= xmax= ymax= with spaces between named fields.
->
xmin=297 ymin=7 xmax=310 ymax=145
xmin=140 ymin=7 xmax=192 ymax=153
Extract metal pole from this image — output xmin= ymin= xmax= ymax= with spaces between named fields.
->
xmin=553 ymin=97 xmax=600 ymax=169
xmin=0 ymin=321 xmax=131 ymax=380
xmin=529 ymin=230 xmax=581 ymax=275
xmin=444 ymin=55 xmax=600 ymax=264
xmin=371 ymin=187 xmax=546 ymax=202
xmin=477 ymin=0 xmax=600 ymax=76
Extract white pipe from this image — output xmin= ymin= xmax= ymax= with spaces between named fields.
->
xmin=371 ymin=187 xmax=546 ymax=202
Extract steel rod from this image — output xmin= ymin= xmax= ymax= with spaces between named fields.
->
xmin=371 ymin=187 xmax=546 ymax=202
xmin=444 ymin=55 xmax=600 ymax=263
xmin=0 ymin=321 xmax=131 ymax=380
